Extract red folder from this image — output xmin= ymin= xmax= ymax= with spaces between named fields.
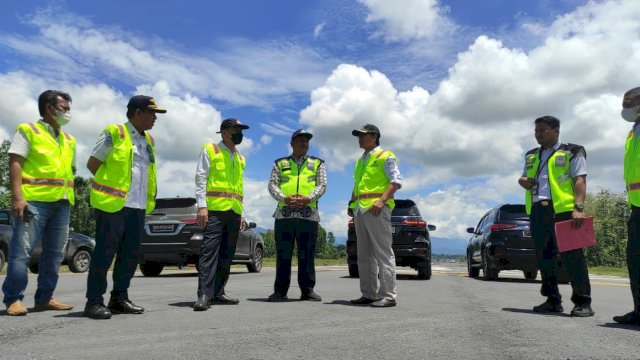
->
xmin=554 ymin=216 xmax=596 ymax=252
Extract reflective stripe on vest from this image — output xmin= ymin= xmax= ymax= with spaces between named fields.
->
xmin=276 ymin=157 xmax=320 ymax=208
xmin=524 ymin=146 xmax=575 ymax=215
xmin=204 ymin=143 xmax=245 ymax=214
xmin=18 ymin=122 xmax=76 ymax=204
xmin=358 ymin=192 xmax=384 ymax=199
xmin=206 ymin=191 xmax=244 ymax=201
xmin=91 ymin=179 xmax=127 ymax=198
xmin=351 ymin=149 xmax=396 ymax=210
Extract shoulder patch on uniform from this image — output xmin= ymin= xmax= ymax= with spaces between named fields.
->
xmin=564 ymin=143 xmax=586 ymax=159
xmin=275 ymin=156 xmax=289 ymax=165
xmin=307 ymin=156 xmax=324 ymax=163
xmin=525 ymin=147 xmax=539 ymax=156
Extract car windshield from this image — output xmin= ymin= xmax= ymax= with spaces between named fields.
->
xmin=499 ymin=205 xmax=528 ymax=221
xmin=392 ymin=200 xmax=421 ymax=216
xmin=155 ymin=198 xmax=196 ymax=209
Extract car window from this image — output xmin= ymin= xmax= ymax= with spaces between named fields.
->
xmin=392 ymin=205 xmax=420 ymax=216
xmin=476 ymin=213 xmax=489 ymax=232
xmin=152 ymin=198 xmax=197 ymax=216
xmin=0 ymin=211 xmax=9 ymax=225
xmin=498 ymin=205 xmax=528 ymax=221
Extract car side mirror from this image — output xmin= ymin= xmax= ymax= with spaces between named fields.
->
xmin=428 ymin=224 xmax=436 ymax=231
xmin=248 ymin=222 xmax=257 ymax=229
xmin=466 ymin=227 xmax=475 ymax=234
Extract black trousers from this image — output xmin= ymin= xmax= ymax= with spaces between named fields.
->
xmin=86 ymin=207 xmax=145 ymax=305
xmin=530 ymin=202 xmax=591 ymax=305
xmin=197 ymin=210 xmax=240 ymax=299
xmin=273 ymin=218 xmax=318 ymax=296
xmin=626 ymin=207 xmax=640 ymax=314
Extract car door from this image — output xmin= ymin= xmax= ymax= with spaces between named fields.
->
xmin=235 ymin=229 xmax=251 ymax=259
xmin=470 ymin=214 xmax=489 ymax=262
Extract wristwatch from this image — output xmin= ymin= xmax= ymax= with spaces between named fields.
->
xmin=574 ymin=203 xmax=585 ymax=212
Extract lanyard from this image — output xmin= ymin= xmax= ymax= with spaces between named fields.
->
xmin=534 ymin=147 xmax=557 ymax=183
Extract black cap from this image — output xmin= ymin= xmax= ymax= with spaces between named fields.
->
xmin=352 ymin=124 xmax=380 ymax=136
xmin=291 ymin=129 xmax=313 ymax=140
xmin=127 ymin=95 xmax=166 ymax=113
xmin=217 ymin=118 xmax=250 ymax=133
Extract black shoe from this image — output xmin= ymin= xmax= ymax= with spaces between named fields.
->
xmin=267 ymin=293 xmax=289 ymax=302
xmin=193 ymin=295 xmax=212 ymax=311
xmin=300 ymin=291 xmax=322 ymax=301
xmin=108 ymin=299 xmax=144 ymax=314
xmin=570 ymin=304 xmax=594 ymax=317
xmin=533 ymin=299 xmax=564 ymax=313
xmin=613 ymin=311 xmax=640 ymax=325
xmin=213 ymin=294 xmax=239 ymax=305
xmin=370 ymin=298 xmax=396 ymax=308
xmin=83 ymin=303 xmax=112 ymax=320
xmin=350 ymin=296 xmax=376 ymax=305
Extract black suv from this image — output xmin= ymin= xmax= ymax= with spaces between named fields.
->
xmin=347 ymin=199 xmax=436 ymax=279
xmin=139 ymin=197 xmax=264 ymax=276
xmin=0 ymin=210 xmax=95 ymax=274
xmin=466 ymin=204 xmax=569 ymax=282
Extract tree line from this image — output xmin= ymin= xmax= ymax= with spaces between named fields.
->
xmin=0 ymin=139 xmax=630 ymax=264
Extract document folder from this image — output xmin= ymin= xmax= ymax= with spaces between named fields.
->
xmin=554 ymin=216 xmax=596 ymax=253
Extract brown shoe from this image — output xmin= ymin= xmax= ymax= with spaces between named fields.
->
xmin=34 ymin=299 xmax=74 ymax=311
xmin=6 ymin=300 xmax=28 ymax=316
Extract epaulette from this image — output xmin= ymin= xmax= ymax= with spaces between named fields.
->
xmin=525 ymin=147 xmax=539 ymax=156
xmin=562 ymin=143 xmax=586 ymax=159
xmin=307 ymin=156 xmax=324 ymax=163
xmin=274 ymin=156 xmax=289 ymax=165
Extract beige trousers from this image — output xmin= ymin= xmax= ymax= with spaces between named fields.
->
xmin=354 ymin=206 xmax=397 ymax=300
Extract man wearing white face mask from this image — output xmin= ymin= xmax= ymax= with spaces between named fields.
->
xmin=616 ymin=87 xmax=640 ymax=325
xmin=2 ymin=90 xmax=76 ymax=316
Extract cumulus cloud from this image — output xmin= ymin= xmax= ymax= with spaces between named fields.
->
xmin=359 ymin=0 xmax=455 ymax=41
xmin=314 ymin=22 xmax=326 ymax=38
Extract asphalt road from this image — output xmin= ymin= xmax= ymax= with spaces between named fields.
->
xmin=0 ymin=262 xmax=638 ymax=360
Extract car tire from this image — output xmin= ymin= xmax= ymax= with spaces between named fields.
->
xmin=348 ymin=264 xmax=359 ymax=278
xmin=140 ymin=262 xmax=164 ymax=277
xmin=417 ymin=262 xmax=431 ymax=280
xmin=0 ymin=247 xmax=6 ymax=273
xmin=482 ymin=251 xmax=498 ymax=281
xmin=68 ymin=248 xmax=91 ymax=273
xmin=467 ymin=254 xmax=480 ymax=278
xmin=524 ymin=269 xmax=538 ymax=281
xmin=29 ymin=263 xmax=39 ymax=274
xmin=247 ymin=246 xmax=263 ymax=273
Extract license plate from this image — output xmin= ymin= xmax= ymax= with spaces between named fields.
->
xmin=150 ymin=224 xmax=177 ymax=233
xmin=392 ymin=226 xmax=396 ymax=234
xmin=524 ymin=230 xmax=531 ymax=237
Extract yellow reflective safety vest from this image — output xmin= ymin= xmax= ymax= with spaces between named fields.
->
xmin=524 ymin=143 xmax=584 ymax=215
xmin=90 ymin=124 xmax=157 ymax=214
xmin=276 ymin=156 xmax=322 ymax=208
xmin=18 ymin=122 xmax=75 ymax=204
xmin=624 ymin=129 xmax=640 ymax=206
xmin=350 ymin=148 xmax=396 ymax=211
xmin=204 ymin=143 xmax=245 ymax=215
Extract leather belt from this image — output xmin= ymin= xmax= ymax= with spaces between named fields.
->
xmin=538 ymin=200 xmax=551 ymax=206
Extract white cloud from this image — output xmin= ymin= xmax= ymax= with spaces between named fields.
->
xmin=314 ymin=22 xmax=326 ymax=38
xmin=261 ymin=135 xmax=272 ymax=145
xmin=359 ymin=0 xmax=455 ymax=41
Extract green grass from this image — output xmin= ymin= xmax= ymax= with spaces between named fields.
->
xmin=588 ymin=266 xmax=629 ymax=277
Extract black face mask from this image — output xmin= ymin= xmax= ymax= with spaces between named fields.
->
xmin=231 ymin=132 xmax=243 ymax=145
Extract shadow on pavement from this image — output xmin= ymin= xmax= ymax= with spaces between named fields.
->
xmin=502 ymin=307 xmax=571 ymax=317
xmin=325 ymin=300 xmax=365 ymax=307
xmin=598 ymin=323 xmax=640 ymax=331
xmin=168 ymin=301 xmax=195 ymax=308
xmin=53 ymin=311 xmax=85 ymax=318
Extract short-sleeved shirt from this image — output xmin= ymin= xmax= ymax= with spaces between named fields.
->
xmin=521 ymin=140 xmax=586 ymax=203
xmin=90 ymin=122 xmax=152 ymax=210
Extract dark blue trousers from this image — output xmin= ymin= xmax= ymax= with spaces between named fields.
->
xmin=86 ymin=207 xmax=145 ymax=305
xmin=626 ymin=206 xmax=640 ymax=314
xmin=273 ymin=218 xmax=318 ymax=296
xmin=530 ymin=202 xmax=591 ymax=305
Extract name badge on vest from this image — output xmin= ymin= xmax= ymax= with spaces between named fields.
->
xmin=281 ymin=159 xmax=291 ymax=171
xmin=554 ymin=155 xmax=566 ymax=167
xmin=306 ymin=160 xmax=315 ymax=170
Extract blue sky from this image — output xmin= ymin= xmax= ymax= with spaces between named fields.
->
xmin=0 ymin=0 xmax=638 ymax=242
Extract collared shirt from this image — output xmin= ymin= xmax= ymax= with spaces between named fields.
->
xmin=268 ymin=154 xmax=327 ymax=222
xmin=195 ymin=141 xmax=240 ymax=208
xmin=356 ymin=146 xmax=403 ymax=214
xmin=90 ymin=121 xmax=151 ymax=210
xmin=521 ymin=140 xmax=586 ymax=203
xmin=9 ymin=120 xmax=77 ymax=200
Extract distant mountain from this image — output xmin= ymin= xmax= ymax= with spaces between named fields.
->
xmin=431 ymin=237 xmax=467 ymax=255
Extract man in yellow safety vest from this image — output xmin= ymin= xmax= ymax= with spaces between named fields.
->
xmin=3 ymin=90 xmax=76 ymax=316
xmin=84 ymin=95 xmax=166 ymax=320
xmin=193 ymin=118 xmax=249 ymax=311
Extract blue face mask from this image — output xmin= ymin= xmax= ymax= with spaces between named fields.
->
xmin=622 ymin=106 xmax=640 ymax=122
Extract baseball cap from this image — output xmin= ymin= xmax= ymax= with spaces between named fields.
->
xmin=291 ymin=129 xmax=313 ymax=140
xmin=217 ymin=118 xmax=250 ymax=133
xmin=351 ymin=124 xmax=380 ymax=136
xmin=127 ymin=95 xmax=166 ymax=113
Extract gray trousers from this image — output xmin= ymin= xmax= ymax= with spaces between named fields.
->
xmin=354 ymin=207 xmax=397 ymax=300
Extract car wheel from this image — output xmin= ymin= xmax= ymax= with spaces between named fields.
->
xmin=68 ymin=249 xmax=91 ymax=273
xmin=139 ymin=262 xmax=164 ymax=277
xmin=482 ymin=251 xmax=498 ymax=281
xmin=247 ymin=246 xmax=263 ymax=273
xmin=417 ymin=262 xmax=431 ymax=280
xmin=467 ymin=254 xmax=480 ymax=278
xmin=0 ymin=247 xmax=6 ymax=272
xmin=29 ymin=263 xmax=39 ymax=274
xmin=524 ymin=269 xmax=538 ymax=281
xmin=348 ymin=264 xmax=359 ymax=278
